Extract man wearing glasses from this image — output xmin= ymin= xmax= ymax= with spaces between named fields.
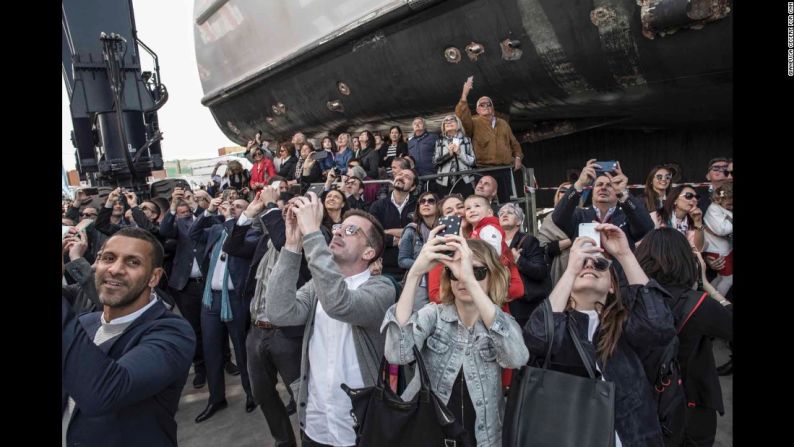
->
xmin=455 ymin=76 xmax=523 ymax=204
xmin=265 ymin=194 xmax=395 ymax=447
xmin=698 ymin=157 xmax=733 ymax=213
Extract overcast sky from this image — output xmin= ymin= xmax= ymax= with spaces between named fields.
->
xmin=61 ymin=0 xmax=234 ymax=171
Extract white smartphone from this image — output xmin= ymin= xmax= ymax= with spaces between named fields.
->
xmin=578 ymin=222 xmax=601 ymax=248
xmin=271 ymin=180 xmax=281 ymax=190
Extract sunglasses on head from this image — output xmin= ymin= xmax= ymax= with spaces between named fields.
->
xmin=583 ymin=257 xmax=611 ymax=271
xmin=679 ymin=192 xmax=700 ymax=200
xmin=445 ymin=265 xmax=488 ymax=281
xmin=655 ymin=174 xmax=672 ymax=181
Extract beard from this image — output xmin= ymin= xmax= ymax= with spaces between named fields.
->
xmin=96 ymin=275 xmax=151 ymax=309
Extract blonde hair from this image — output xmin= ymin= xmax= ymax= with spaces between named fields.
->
xmin=439 ymin=239 xmax=509 ymax=306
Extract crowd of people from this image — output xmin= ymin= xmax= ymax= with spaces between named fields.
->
xmin=61 ymin=78 xmax=733 ymax=447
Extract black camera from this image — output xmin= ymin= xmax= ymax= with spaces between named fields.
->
xmin=333 ymin=166 xmax=341 ymax=176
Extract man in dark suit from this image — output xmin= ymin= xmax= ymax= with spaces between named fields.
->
xmin=190 ymin=196 xmax=260 ymax=422
xmin=62 ymin=227 xmax=195 ymax=447
xmin=160 ymin=187 xmax=210 ymax=388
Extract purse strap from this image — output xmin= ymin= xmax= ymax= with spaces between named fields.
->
xmin=567 ymin=316 xmax=598 ymax=379
xmin=541 ymin=299 xmax=554 ymax=369
xmin=413 ymin=345 xmax=433 ymax=392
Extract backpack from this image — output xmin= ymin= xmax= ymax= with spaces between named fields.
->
xmin=642 ymin=290 xmax=709 ymax=440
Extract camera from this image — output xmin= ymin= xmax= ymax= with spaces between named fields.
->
xmin=333 ymin=166 xmax=341 ymax=176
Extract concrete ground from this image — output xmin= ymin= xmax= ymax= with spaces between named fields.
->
xmin=176 ymin=342 xmax=732 ymax=446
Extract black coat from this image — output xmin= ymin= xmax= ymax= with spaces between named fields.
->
xmin=663 ymin=286 xmax=733 ymax=414
xmin=368 ymin=194 xmax=417 ymax=279
xmin=159 ymin=210 xmax=207 ymax=291
xmin=508 ymin=231 xmax=551 ymax=324
xmin=278 ymin=155 xmax=298 ymax=181
xmin=525 ymin=281 xmax=676 ymax=447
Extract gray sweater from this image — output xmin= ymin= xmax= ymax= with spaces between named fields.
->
xmin=264 ymin=230 xmax=396 ymax=429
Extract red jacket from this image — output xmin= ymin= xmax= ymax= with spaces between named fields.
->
xmin=250 ymin=158 xmax=276 ymax=188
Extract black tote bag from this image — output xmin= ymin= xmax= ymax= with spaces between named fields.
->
xmin=503 ymin=300 xmax=616 ymax=447
xmin=341 ymin=346 xmax=465 ymax=447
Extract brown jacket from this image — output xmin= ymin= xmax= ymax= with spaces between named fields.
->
xmin=455 ymin=100 xmax=522 ymax=166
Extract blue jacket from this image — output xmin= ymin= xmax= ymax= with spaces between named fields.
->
xmin=408 ymin=131 xmax=439 ymax=176
xmin=62 ymin=297 xmax=195 ymax=447
xmin=334 ymin=147 xmax=353 ymax=174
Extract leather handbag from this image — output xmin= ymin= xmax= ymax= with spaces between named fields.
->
xmin=341 ymin=346 xmax=465 ymax=447
xmin=503 ymin=299 xmax=616 ymax=447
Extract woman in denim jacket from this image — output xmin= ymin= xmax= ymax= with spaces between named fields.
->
xmin=382 ymin=231 xmax=528 ymax=447
xmin=524 ymin=223 xmax=676 ymax=447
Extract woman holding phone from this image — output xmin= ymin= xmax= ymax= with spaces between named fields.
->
xmin=433 ymin=115 xmax=476 ymax=196
xmin=383 ymin=233 xmax=528 ymax=446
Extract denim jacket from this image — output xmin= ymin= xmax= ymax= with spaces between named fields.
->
xmin=381 ymin=302 xmax=529 ymax=447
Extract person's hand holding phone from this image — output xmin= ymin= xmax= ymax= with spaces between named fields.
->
xmin=106 ymin=187 xmax=122 ymax=207
xmin=207 ymin=197 xmax=223 ymax=213
xmin=124 ymin=191 xmax=138 ymax=208
xmin=461 ymin=75 xmax=474 ymax=100
xmin=575 ymin=159 xmax=599 ymax=191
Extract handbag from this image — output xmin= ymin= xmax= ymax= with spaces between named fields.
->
xmin=341 ymin=346 xmax=465 ymax=447
xmin=503 ymin=300 xmax=616 ymax=447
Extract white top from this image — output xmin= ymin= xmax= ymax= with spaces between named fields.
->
xmin=478 ymin=225 xmax=503 ymax=255
xmin=581 ymin=309 xmax=623 ymax=447
xmin=305 ymin=268 xmax=371 ymax=446
xmin=703 ymin=203 xmax=733 ymax=255
xmin=390 ymin=191 xmax=410 ymax=215
xmin=206 ymin=213 xmax=235 ymax=291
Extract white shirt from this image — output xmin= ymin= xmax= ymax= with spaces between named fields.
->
xmin=581 ymin=309 xmax=623 ymax=447
xmin=390 ymin=191 xmax=410 ymax=215
xmin=305 ymin=268 xmax=371 ymax=446
xmin=207 ymin=213 xmax=235 ymax=291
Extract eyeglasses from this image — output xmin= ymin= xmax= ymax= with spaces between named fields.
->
xmin=679 ymin=192 xmax=700 ymax=200
xmin=332 ymin=223 xmax=376 ymax=248
xmin=498 ymin=210 xmax=516 ymax=217
xmin=419 ymin=198 xmax=436 ymax=205
xmin=445 ymin=265 xmax=489 ymax=281
xmin=655 ymin=174 xmax=672 ymax=181
xmin=710 ymin=165 xmax=729 ymax=172
xmin=477 ymin=102 xmax=493 ymax=108
xmin=254 ymin=152 xmax=264 ymax=157
xmin=141 ymin=206 xmax=156 ymax=213
xmin=583 ymin=257 xmax=611 ymax=271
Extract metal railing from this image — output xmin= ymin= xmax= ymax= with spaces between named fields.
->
xmin=310 ymin=164 xmax=541 ymax=236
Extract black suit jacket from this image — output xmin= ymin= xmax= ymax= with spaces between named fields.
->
xmin=62 ymin=297 xmax=195 ymax=447
xmin=160 ymin=211 xmax=207 ymax=290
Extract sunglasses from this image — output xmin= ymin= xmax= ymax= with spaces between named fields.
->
xmin=81 ymin=213 xmax=97 ymax=218
xmin=710 ymin=165 xmax=729 ymax=172
xmin=419 ymin=197 xmax=436 ymax=205
xmin=655 ymin=174 xmax=672 ymax=181
xmin=332 ymin=223 xmax=376 ymax=247
xmin=254 ymin=152 xmax=264 ymax=157
xmin=724 ymin=170 xmax=733 ymax=176
xmin=583 ymin=257 xmax=612 ymax=271
xmin=445 ymin=266 xmax=488 ymax=281
xmin=679 ymin=192 xmax=700 ymax=200
xmin=477 ymin=102 xmax=493 ymax=108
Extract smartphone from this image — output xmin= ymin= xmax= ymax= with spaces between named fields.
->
xmin=594 ymin=160 xmax=618 ymax=177
xmin=578 ymin=222 xmax=601 ymax=248
xmin=311 ymin=150 xmax=328 ymax=160
xmin=438 ymin=215 xmax=462 ymax=238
